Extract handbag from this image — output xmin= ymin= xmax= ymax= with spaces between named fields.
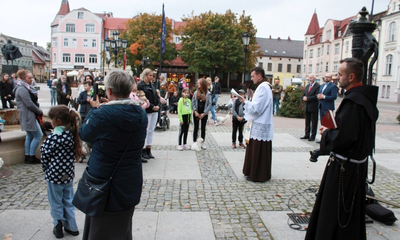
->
xmin=72 ymin=134 xmax=135 ymax=218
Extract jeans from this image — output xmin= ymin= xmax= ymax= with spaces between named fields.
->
xmin=47 ymin=181 xmax=78 ymax=231
xmin=273 ymin=95 xmax=280 ymax=114
xmin=25 ymin=120 xmax=43 ymax=156
xmin=144 ymin=112 xmax=158 ymax=147
xmin=211 ymin=95 xmax=219 ymax=121
xmin=50 ymin=88 xmax=57 ymax=106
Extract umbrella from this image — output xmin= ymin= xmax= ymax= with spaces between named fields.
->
xmin=67 ymin=70 xmax=79 ymax=77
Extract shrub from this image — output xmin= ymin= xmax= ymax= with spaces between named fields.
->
xmin=397 ymin=113 xmax=400 ymax=123
xmin=279 ymin=85 xmax=305 ymax=118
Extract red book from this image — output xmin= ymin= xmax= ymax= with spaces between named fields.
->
xmin=322 ymin=110 xmax=337 ymax=129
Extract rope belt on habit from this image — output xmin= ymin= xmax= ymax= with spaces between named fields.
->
xmin=332 ymin=152 xmax=367 ymax=164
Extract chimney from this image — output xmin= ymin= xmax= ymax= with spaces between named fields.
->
xmin=288 ymin=36 xmax=291 ymax=41
xmin=269 ymin=35 xmax=271 ymax=39
xmin=278 ymin=37 xmax=280 ymax=40
xmin=33 ymin=42 xmax=37 ymax=47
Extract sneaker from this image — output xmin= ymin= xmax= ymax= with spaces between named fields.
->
xmin=183 ymin=144 xmax=191 ymax=150
xmin=64 ymin=228 xmax=79 ymax=236
xmin=53 ymin=220 xmax=63 ymax=238
xmin=239 ymin=143 xmax=246 ymax=149
xmin=214 ymin=122 xmax=218 ymax=126
xmin=177 ymin=145 xmax=183 ymax=151
xmin=200 ymin=142 xmax=207 ymax=150
xmin=232 ymin=143 xmax=237 ymax=148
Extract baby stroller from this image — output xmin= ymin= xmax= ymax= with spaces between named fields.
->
xmin=157 ymin=103 xmax=170 ymax=131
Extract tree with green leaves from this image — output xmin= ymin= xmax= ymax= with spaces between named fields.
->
xmin=178 ymin=10 xmax=260 ymax=78
xmin=121 ymin=13 xmax=177 ymax=75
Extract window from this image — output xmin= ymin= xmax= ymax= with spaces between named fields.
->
xmin=287 ymin=64 xmax=291 ymax=72
xmin=317 ymin=48 xmax=320 ymax=57
xmin=89 ymin=54 xmax=97 ymax=64
xmin=381 ymin=85 xmax=386 ymax=98
xmin=316 ymin=63 xmax=320 ymax=72
xmin=258 ymin=62 xmax=263 ymax=68
xmin=92 ymin=39 xmax=97 ymax=47
xmin=310 ymin=49 xmax=313 ymax=58
xmin=175 ymin=36 xmax=181 ymax=43
xmin=389 ymin=22 xmax=396 ymax=42
xmin=321 ymin=46 xmax=324 ymax=56
xmin=62 ymin=53 xmax=71 ymax=62
xmin=387 ymin=86 xmax=391 ymax=98
xmin=326 ymin=62 xmax=329 ymax=72
xmin=83 ymin=39 xmax=88 ymax=48
xmin=267 ymin=63 xmax=272 ymax=71
xmin=78 ymin=12 xmax=84 ymax=19
xmin=345 ymin=41 xmax=349 ymax=52
xmin=312 ymin=38 xmax=315 ymax=44
xmin=278 ymin=63 xmax=282 ymax=72
xmin=327 ymin=45 xmax=330 ymax=54
xmin=75 ymin=54 xmax=85 ymax=63
xmin=326 ymin=30 xmax=331 ymax=40
xmin=85 ymin=23 xmax=95 ymax=33
xmin=308 ymin=64 xmax=312 ymax=73
xmin=304 ymin=50 xmax=307 ymax=58
xmin=296 ymin=64 xmax=301 ymax=73
xmin=305 ymin=37 xmax=307 ymax=45
xmin=66 ymin=24 xmax=75 ymax=32
xmin=53 ymin=53 xmax=56 ymax=63
xmin=333 ymin=61 xmax=339 ymax=72
xmin=385 ymin=54 xmax=393 ymax=75
xmin=73 ymin=38 xmax=77 ymax=47
xmin=338 ymin=30 xmax=342 ymax=37
xmin=334 ymin=44 xmax=340 ymax=54
xmin=304 ymin=65 xmax=306 ymax=73
xmin=64 ymin=38 xmax=68 ymax=47
xmin=52 ymin=37 xmax=57 ymax=47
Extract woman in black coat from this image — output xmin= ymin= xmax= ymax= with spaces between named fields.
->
xmin=0 ymin=73 xmax=15 ymax=108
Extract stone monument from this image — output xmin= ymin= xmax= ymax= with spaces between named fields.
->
xmin=1 ymin=39 xmax=22 ymax=75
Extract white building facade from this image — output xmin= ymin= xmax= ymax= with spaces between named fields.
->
xmin=377 ymin=0 xmax=400 ymax=102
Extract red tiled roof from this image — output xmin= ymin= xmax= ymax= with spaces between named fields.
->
xmin=168 ymin=57 xmax=188 ymax=67
xmin=305 ymin=12 xmax=320 ymax=35
xmin=32 ymin=51 xmax=45 ymax=64
xmin=104 ymin=17 xmax=130 ymax=30
xmin=174 ymin=21 xmax=186 ymax=29
xmin=57 ymin=0 xmax=70 ymax=15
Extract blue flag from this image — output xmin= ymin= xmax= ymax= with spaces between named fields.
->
xmin=161 ymin=4 xmax=166 ymax=54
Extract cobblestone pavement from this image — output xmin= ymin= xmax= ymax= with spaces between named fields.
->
xmin=1 ymin=84 xmax=399 ymax=239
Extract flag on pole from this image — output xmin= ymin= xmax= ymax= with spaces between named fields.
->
xmin=161 ymin=4 xmax=166 ymax=54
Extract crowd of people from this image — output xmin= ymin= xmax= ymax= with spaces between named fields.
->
xmin=7 ymin=57 xmax=377 ymax=239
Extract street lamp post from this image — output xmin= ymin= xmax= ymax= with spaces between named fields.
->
xmin=104 ymin=31 xmax=127 ymax=69
xmin=242 ymin=32 xmax=251 ymax=89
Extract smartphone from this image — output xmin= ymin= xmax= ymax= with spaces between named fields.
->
xmin=93 ymin=83 xmax=106 ymax=100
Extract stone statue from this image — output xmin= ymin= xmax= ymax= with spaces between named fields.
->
xmin=1 ymin=40 xmax=22 ymax=65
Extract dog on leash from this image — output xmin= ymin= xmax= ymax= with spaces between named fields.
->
xmin=216 ymin=114 xmax=230 ymax=125
xmin=191 ymin=137 xmax=204 ymax=151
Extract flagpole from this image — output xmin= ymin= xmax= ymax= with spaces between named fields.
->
xmin=159 ymin=3 xmax=165 ymax=88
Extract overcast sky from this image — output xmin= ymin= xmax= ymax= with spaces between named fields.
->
xmin=0 ymin=0 xmax=389 ymax=48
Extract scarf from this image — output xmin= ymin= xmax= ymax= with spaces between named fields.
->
xmin=17 ymin=80 xmax=38 ymax=96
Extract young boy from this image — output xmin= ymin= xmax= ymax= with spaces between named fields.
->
xmin=231 ymin=89 xmax=247 ymax=148
xmin=76 ymin=81 xmax=92 ymax=122
xmin=170 ymin=91 xmax=180 ymax=114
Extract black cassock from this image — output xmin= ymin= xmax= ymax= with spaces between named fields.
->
xmin=305 ymin=85 xmax=378 ymax=240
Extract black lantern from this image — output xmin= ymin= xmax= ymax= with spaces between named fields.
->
xmin=242 ymin=32 xmax=251 ymax=87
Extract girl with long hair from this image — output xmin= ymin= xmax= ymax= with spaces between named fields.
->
xmin=0 ymin=73 xmax=15 ymax=108
xmin=40 ymin=105 xmax=82 ymax=238
xmin=191 ymin=78 xmax=212 ymax=149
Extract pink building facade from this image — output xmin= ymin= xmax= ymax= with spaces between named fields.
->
xmin=51 ymin=1 xmax=103 ymax=77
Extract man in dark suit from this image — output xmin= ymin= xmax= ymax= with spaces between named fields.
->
xmin=301 ymin=75 xmax=320 ymax=141
xmin=317 ymin=73 xmax=338 ymax=122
